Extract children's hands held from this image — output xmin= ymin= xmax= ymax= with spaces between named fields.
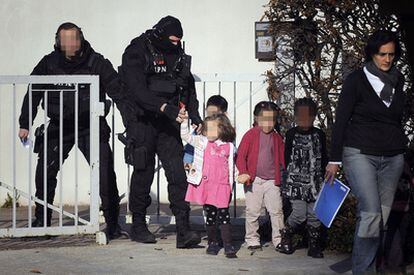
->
xmin=237 ymin=174 xmax=251 ymax=184
xmin=184 ymin=163 xmax=192 ymax=173
xmin=176 ymin=108 xmax=188 ymax=123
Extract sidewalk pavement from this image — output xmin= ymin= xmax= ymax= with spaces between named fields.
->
xmin=1 ymin=204 xmax=413 ymax=274
xmin=0 ymin=223 xmax=353 ymax=275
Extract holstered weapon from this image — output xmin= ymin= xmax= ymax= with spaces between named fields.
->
xmin=117 ymin=132 xmax=147 ymax=170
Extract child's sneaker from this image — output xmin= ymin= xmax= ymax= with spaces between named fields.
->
xmin=247 ymin=245 xmax=262 ymax=251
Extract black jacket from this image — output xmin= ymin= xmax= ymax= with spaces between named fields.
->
xmin=285 ymin=126 xmax=328 ymax=169
xmin=283 ymin=126 xmax=328 ymax=202
xmin=118 ymin=32 xmax=202 ymax=126
xmin=330 ymin=68 xmax=408 ymax=161
xmin=19 ymin=40 xmax=132 ymax=129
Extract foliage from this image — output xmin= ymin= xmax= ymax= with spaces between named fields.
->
xmin=264 ymin=0 xmax=414 ymax=252
xmin=2 ymin=192 xmax=20 ymax=208
xmin=264 ymin=0 xmax=413 ymax=139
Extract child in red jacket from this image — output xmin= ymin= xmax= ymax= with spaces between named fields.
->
xmin=236 ymin=101 xmax=285 ymax=251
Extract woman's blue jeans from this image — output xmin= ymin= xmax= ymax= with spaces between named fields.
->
xmin=342 ymin=147 xmax=404 ymax=274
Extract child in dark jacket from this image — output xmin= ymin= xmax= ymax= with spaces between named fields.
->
xmin=279 ymin=97 xmax=327 ymax=258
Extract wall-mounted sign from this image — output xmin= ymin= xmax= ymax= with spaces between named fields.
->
xmin=255 ymin=22 xmax=275 ymax=61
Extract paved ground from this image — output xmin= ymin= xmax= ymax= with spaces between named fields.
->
xmin=0 ymin=226 xmax=353 ymax=275
xmin=1 ymin=204 xmax=413 ymax=274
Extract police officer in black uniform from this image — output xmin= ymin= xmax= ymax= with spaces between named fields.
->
xmin=18 ymin=22 xmax=130 ymax=241
xmin=119 ymin=16 xmax=202 ymax=247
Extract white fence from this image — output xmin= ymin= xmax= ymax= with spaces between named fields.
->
xmin=0 ymin=73 xmax=269 ymax=236
xmin=0 ymin=75 xmax=104 ymax=242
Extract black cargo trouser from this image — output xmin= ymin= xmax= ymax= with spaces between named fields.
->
xmin=34 ymin=118 xmax=120 ymax=224
xmin=128 ymin=115 xmax=189 ymax=217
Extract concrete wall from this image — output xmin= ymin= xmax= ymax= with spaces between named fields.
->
xmin=0 ymin=0 xmax=272 ymax=206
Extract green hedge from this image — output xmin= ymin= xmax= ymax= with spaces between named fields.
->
xmin=325 ymin=195 xmax=357 ymax=253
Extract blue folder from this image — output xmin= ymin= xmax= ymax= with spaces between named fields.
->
xmin=313 ymin=179 xmax=350 ymax=228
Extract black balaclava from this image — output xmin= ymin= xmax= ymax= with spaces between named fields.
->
xmin=149 ymin=16 xmax=183 ymax=54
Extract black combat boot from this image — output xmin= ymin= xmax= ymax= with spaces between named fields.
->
xmin=220 ymin=223 xmax=237 ymax=258
xmin=307 ymin=225 xmax=324 ymax=258
xmin=31 ymin=217 xmax=51 ymax=227
xmin=104 ymin=207 xmax=129 ymax=241
xmin=106 ymin=224 xmax=130 ymax=241
xmin=130 ymin=214 xmax=156 ymax=243
xmin=32 ymin=207 xmax=52 ymax=227
xmin=205 ymin=225 xmax=221 ymax=255
xmin=277 ymin=224 xmax=295 ymax=254
xmin=175 ymin=211 xmax=201 ymax=248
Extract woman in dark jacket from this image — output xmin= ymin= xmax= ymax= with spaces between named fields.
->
xmin=325 ymin=30 xmax=408 ymax=274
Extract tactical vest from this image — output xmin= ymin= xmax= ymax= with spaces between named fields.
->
xmin=143 ymin=38 xmax=192 ymax=105
xmin=39 ymin=52 xmax=101 ymax=124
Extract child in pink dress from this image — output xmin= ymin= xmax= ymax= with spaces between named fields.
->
xmin=181 ymin=113 xmax=237 ymax=258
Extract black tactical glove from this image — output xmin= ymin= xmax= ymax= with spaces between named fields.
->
xmin=163 ymin=104 xmax=180 ymax=121
xmin=190 ymin=115 xmax=203 ymax=127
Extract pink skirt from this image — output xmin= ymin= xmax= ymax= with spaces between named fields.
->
xmin=185 ymin=179 xmax=232 ymax=208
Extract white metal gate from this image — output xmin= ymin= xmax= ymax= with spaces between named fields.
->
xmin=0 ymin=75 xmax=104 ymax=241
